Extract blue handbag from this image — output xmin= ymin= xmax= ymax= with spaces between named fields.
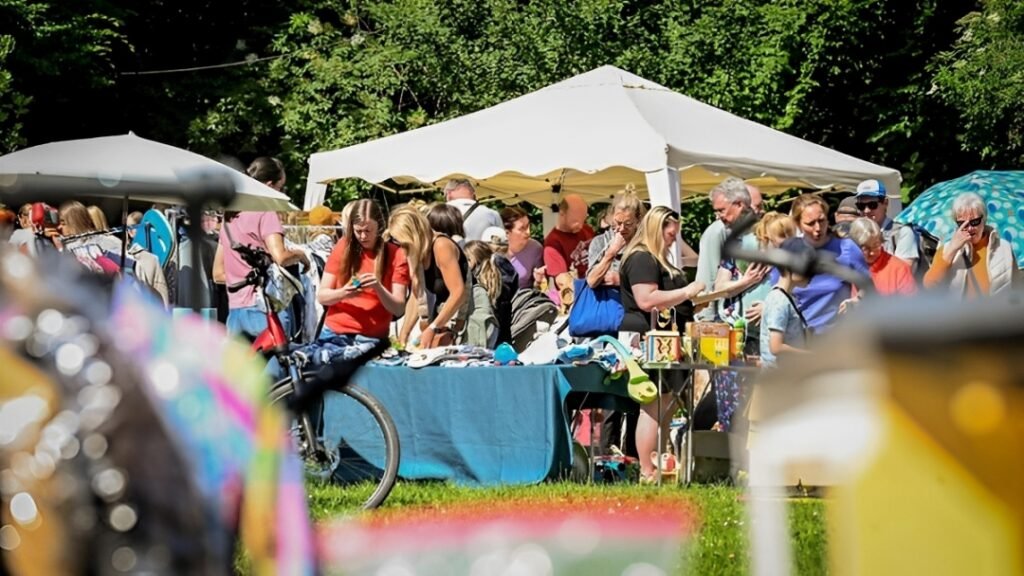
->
xmin=568 ymin=278 xmax=625 ymax=337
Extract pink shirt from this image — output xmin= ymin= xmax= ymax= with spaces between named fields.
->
xmin=218 ymin=212 xmax=284 ymax=308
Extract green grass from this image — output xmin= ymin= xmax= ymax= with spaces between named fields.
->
xmin=299 ymin=481 xmax=829 ymax=576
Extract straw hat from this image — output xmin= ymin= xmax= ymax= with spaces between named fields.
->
xmin=308 ymin=205 xmax=337 ymax=226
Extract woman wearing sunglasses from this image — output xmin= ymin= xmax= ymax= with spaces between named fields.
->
xmin=923 ymin=192 xmax=1019 ymax=298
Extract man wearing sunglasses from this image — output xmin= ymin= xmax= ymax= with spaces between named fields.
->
xmin=854 ymin=179 xmax=922 ymax=276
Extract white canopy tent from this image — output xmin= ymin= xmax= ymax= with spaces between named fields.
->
xmin=0 ymin=133 xmax=296 ymax=211
xmin=304 ymin=65 xmax=901 ymax=221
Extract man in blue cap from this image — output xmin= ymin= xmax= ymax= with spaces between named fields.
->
xmin=854 ymin=179 xmax=922 ymax=276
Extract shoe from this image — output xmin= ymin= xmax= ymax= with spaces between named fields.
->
xmin=639 ymin=471 xmax=659 ymax=485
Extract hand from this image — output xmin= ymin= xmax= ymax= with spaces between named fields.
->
xmin=603 ymin=270 xmax=620 ymax=286
xmin=608 ymin=232 xmax=628 ymax=255
xmin=948 ymin=219 xmax=973 ymax=256
xmin=533 ymin=266 xmax=547 ymax=286
xmin=292 ymin=249 xmax=311 ymax=270
xmin=745 ymin=301 xmax=764 ymax=324
xmin=357 ymin=272 xmax=380 ymax=290
xmin=741 ymin=263 xmax=769 ymax=287
xmin=419 ymin=325 xmax=436 ymax=348
xmin=838 ymin=297 xmax=859 ymax=315
xmin=336 ymin=280 xmax=361 ymax=300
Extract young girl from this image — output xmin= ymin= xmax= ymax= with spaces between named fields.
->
xmin=759 ymin=237 xmax=815 ymax=367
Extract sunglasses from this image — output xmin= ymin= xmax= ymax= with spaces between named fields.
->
xmin=955 ymin=216 xmax=984 ymax=229
xmin=855 ymin=200 xmax=882 ymax=211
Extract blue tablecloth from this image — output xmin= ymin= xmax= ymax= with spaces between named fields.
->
xmin=322 ymin=364 xmax=630 ymax=486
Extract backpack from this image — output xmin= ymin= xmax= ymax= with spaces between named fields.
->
xmin=510 ymin=289 xmax=558 ymax=353
xmin=889 ymin=221 xmax=938 ymax=279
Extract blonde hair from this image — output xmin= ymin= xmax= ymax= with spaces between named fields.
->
xmin=464 ymin=240 xmax=501 ymax=304
xmin=790 ymin=194 xmax=829 ymax=223
xmin=58 ymin=201 xmax=97 ymax=236
xmin=621 ymin=205 xmax=681 ymax=279
xmin=612 ymin=184 xmax=647 ymax=221
xmin=87 ymin=205 xmax=109 ymax=231
xmin=755 ymin=211 xmax=797 ymax=246
xmin=386 ymin=206 xmax=432 ymax=295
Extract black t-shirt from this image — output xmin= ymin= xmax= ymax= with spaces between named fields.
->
xmin=619 ymin=251 xmax=694 ymax=333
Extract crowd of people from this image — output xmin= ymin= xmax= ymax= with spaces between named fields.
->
xmin=2 ymin=157 xmax=1019 ymax=482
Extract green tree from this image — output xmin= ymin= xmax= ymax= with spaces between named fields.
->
xmin=0 ymin=0 xmax=126 ymax=152
xmin=933 ymin=0 xmax=1024 ymax=167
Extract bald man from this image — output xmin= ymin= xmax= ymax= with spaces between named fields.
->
xmin=543 ymin=194 xmax=595 ymax=281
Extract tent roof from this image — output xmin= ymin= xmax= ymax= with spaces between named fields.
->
xmin=305 ymin=65 xmax=900 ymax=208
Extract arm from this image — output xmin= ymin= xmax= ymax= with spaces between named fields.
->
xmin=923 ymin=246 xmax=951 ymax=289
xmin=679 ymin=237 xmax=699 ymax=268
xmin=265 ymin=232 xmax=308 ymax=268
xmin=586 ymin=234 xmax=625 ymax=288
xmin=420 ymin=238 xmax=467 ymax=343
xmin=317 ymin=271 xmax=360 ymax=306
xmin=695 ymin=224 xmax=725 ymax=290
xmin=769 ymin=330 xmax=808 ymax=355
xmin=714 ymin=263 xmax=768 ymax=297
xmin=398 ymin=292 xmax=419 ymax=345
xmin=367 ymin=277 xmax=407 ymax=317
xmin=631 ymin=280 xmax=705 ymax=313
xmin=212 ymin=244 xmax=226 ymax=284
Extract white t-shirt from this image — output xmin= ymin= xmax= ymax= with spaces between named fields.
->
xmin=448 ymin=198 xmax=502 ymax=242
xmin=8 ymin=228 xmax=37 ymax=255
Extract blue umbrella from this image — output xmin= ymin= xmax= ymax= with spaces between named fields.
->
xmin=897 ymin=170 xmax=1024 ymax=268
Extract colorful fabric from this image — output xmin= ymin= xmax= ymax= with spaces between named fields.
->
xmin=109 ymin=286 xmax=315 ymax=576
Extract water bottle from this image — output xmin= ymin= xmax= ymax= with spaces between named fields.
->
xmin=494 ymin=343 xmax=518 ymax=365
xmin=730 ymin=318 xmax=746 ymax=361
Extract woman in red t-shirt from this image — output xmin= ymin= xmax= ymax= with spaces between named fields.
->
xmin=318 ymin=199 xmax=410 ymax=341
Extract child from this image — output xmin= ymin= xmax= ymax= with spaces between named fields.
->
xmin=759 ymin=238 xmax=815 ymax=367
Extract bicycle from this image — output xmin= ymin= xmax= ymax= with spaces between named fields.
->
xmin=225 ymin=239 xmax=400 ymax=509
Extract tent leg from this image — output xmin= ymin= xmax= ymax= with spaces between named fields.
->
xmin=646 ymin=168 xmax=683 ymax=265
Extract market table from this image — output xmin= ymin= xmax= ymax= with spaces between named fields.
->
xmin=321 ymin=363 xmax=633 ymax=486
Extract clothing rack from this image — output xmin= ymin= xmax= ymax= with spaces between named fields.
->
xmin=60 ymin=226 xmax=127 ymax=243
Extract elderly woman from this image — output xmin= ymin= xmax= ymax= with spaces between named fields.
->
xmin=587 ymin=187 xmax=646 ymax=289
xmin=847 ymin=217 xmax=917 ymax=296
xmin=619 ymin=206 xmax=705 ymax=481
xmin=923 ymin=192 xmax=1019 ymax=298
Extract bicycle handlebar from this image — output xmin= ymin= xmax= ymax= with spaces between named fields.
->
xmin=722 ymin=212 xmax=875 ymax=294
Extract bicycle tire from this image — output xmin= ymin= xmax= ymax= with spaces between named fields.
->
xmin=270 ymin=374 xmax=400 ymax=510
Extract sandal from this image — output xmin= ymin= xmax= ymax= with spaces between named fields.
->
xmin=639 ymin=471 xmax=659 ymax=485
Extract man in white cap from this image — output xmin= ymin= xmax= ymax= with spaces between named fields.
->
xmin=446 ymin=178 xmax=502 ymax=242
xmin=854 ymin=179 xmax=921 ymax=276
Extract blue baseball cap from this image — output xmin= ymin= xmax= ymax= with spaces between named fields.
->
xmin=855 ymin=179 xmax=886 ymax=199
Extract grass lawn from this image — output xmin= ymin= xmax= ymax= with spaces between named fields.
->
xmin=297 ymin=481 xmax=828 ymax=575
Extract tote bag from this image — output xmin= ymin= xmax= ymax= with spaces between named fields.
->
xmin=568 ymin=278 xmax=624 ymax=337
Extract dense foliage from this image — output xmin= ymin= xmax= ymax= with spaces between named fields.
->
xmin=2 ymin=0 xmax=1020 ymax=238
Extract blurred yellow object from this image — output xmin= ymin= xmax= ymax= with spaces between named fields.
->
xmin=745 ymin=295 xmax=1024 ymax=576
xmin=0 ymin=348 xmax=67 ymax=576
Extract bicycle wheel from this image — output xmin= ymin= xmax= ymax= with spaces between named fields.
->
xmin=271 ymin=374 xmax=400 ymax=510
